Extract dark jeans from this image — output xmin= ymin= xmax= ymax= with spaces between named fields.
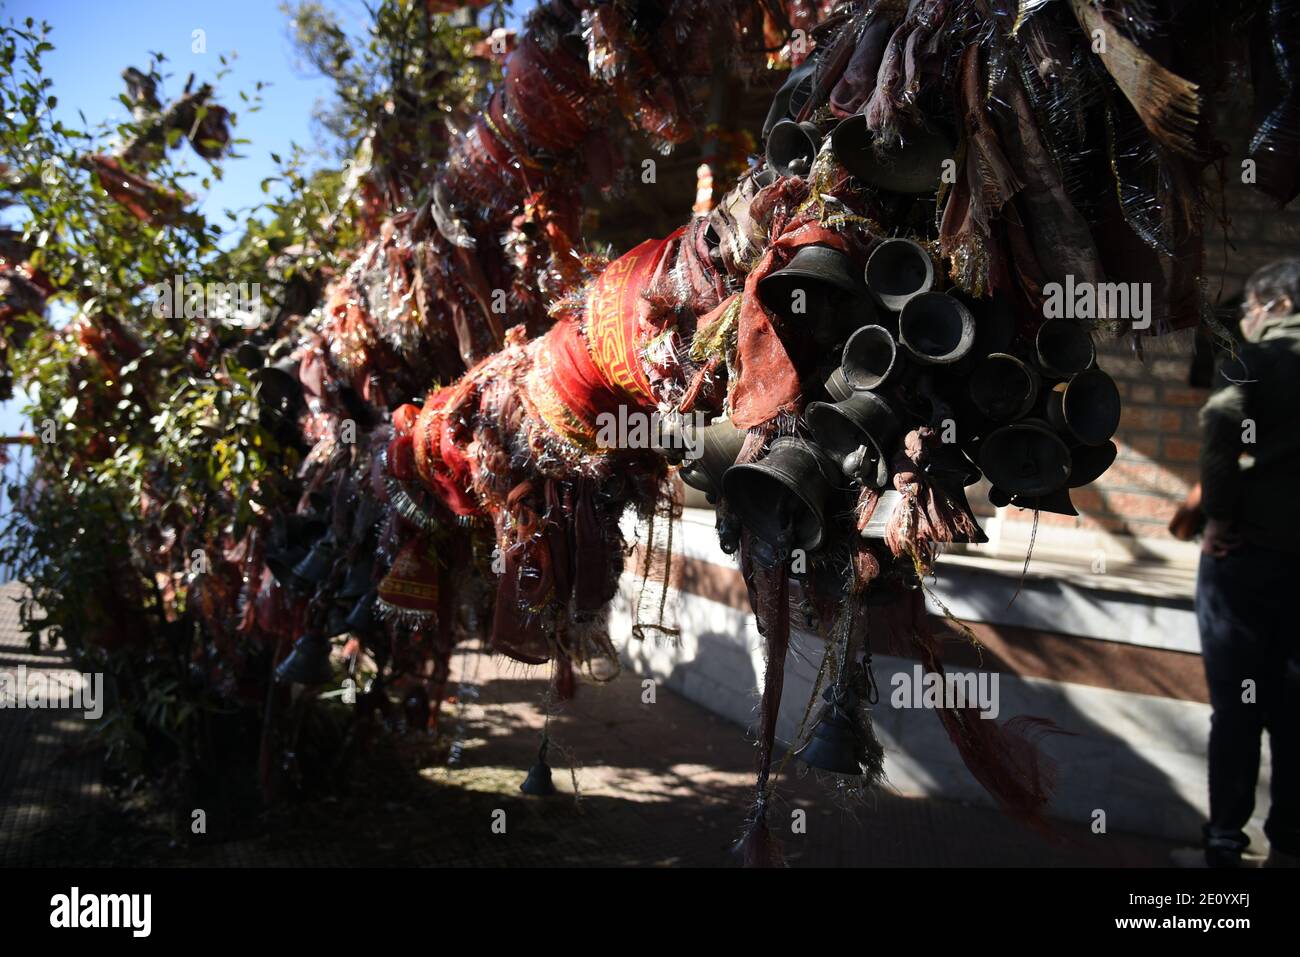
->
xmin=1196 ymin=545 xmax=1300 ymax=859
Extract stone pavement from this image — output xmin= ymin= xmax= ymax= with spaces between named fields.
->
xmin=0 ymin=582 xmax=106 ymax=866
xmin=0 ymin=580 xmax=1187 ymax=867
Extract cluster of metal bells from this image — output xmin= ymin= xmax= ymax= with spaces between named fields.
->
xmin=276 ymin=591 xmax=379 ymax=687
xmin=756 ymin=238 xmax=975 ymax=370
xmin=795 ymin=680 xmax=866 ymax=776
xmin=677 ymin=238 xmax=988 ymax=563
xmin=973 ymin=320 xmax=1121 ymax=515
xmin=761 ymin=56 xmax=954 ymax=195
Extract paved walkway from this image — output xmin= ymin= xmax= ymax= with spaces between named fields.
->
xmin=0 ymin=582 xmax=106 ymax=866
xmin=0 ymin=581 xmax=1187 ymax=867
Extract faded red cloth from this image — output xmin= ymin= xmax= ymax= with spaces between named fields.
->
xmin=377 ymin=535 xmax=440 ymax=621
xmin=411 ymin=383 xmax=481 ymax=517
xmin=729 ymin=218 xmax=854 ymax=428
xmin=829 ymin=14 xmax=895 ymax=117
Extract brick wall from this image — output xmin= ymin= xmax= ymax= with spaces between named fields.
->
xmin=996 ymin=86 xmax=1300 ymax=544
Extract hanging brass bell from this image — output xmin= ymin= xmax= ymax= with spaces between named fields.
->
xmin=337 ymin=555 xmax=375 ymax=601
xmin=722 ymin=437 xmax=836 ymax=558
xmin=923 ymin=441 xmax=983 ymax=489
xmin=1011 ymin=486 xmax=1078 ymax=516
xmin=864 ymin=238 xmax=934 ymax=312
xmin=344 ymin=588 xmax=378 ymax=633
xmin=765 ymin=119 xmax=822 ymax=179
xmin=678 ymin=418 xmax=747 ymax=504
xmin=762 ymin=58 xmax=819 ymax=140
xmin=804 ymin=391 xmax=901 ymax=489
xmin=1045 ymin=369 xmax=1122 ymax=446
xmin=969 ymin=353 xmax=1041 ymax=422
xmin=275 ymin=632 xmax=335 ymax=685
xmin=978 ymin=419 xmax=1073 ymax=497
xmin=265 ymin=543 xmax=309 ymax=588
xmin=824 ymin=365 xmax=855 ymax=402
xmin=841 ymin=324 xmax=902 ymax=391
xmin=1035 ymin=320 xmax=1095 ymax=379
xmin=757 ymin=244 xmax=862 ymax=346
xmin=830 ymin=114 xmax=953 ymax=194
xmin=290 ymin=536 xmax=336 ymax=589
xmin=322 ymin=603 xmax=351 ymax=639
xmin=255 ymin=355 xmax=303 ymax=413
xmin=1067 ymin=440 xmax=1118 ymax=487
xmin=520 ymin=738 xmax=559 ymax=796
xmin=898 ymin=293 xmax=976 ymax=366
xmin=795 ymin=682 xmax=862 ymax=775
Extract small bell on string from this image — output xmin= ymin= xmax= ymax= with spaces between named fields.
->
xmin=290 ymin=534 xmax=337 ymax=590
xmin=254 ymin=354 xmax=304 ymax=413
xmin=765 ymin=119 xmax=822 ymax=179
xmin=322 ymin=603 xmax=351 ymax=639
xmin=1035 ymin=320 xmax=1096 ymax=379
xmin=520 ymin=736 xmax=559 ymax=796
xmin=344 ymin=588 xmax=379 ymax=634
xmin=762 ymin=57 xmax=818 ymax=139
xmin=275 ymin=632 xmax=335 ymax=685
xmin=757 ymin=244 xmax=862 ymax=346
xmin=265 ymin=543 xmax=309 ymax=588
xmin=864 ymin=237 xmax=934 ymax=312
xmin=978 ymin=419 xmax=1073 ymax=497
xmin=337 ymin=555 xmax=375 ymax=601
xmin=969 ymin=353 xmax=1041 ymax=422
xmin=678 ymin=417 xmax=747 ymax=504
xmin=1045 ymin=369 xmax=1122 ymax=446
xmin=840 ymin=324 xmax=903 ymax=392
xmin=722 ymin=437 xmax=836 ymax=561
xmin=804 ymin=391 xmax=901 ymax=489
xmin=1067 ymin=440 xmax=1118 ymax=488
xmin=898 ymin=293 xmax=977 ymax=366
xmin=830 ymin=115 xmax=954 ymax=194
xmin=795 ymin=681 xmax=863 ymax=776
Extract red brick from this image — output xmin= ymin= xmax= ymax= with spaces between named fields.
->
xmin=1162 ymin=385 xmax=1209 ymax=407
xmin=1103 ymin=490 xmax=1180 ymax=521
xmin=1100 ymin=355 xmax=1147 ymax=380
xmin=1094 ymin=464 xmax=1192 ymax=497
xmin=1149 ymin=358 xmax=1190 ymax=382
xmin=1120 ymin=407 xmax=1181 ymax=432
xmin=1163 ymin=437 xmax=1200 ymax=462
xmin=1129 ymin=384 xmax=1158 ymax=404
xmin=1081 ymin=515 xmax=1132 ymax=534
xmin=1070 ymin=488 xmax=1107 ymax=513
xmin=1037 ymin=512 xmax=1082 ymax=528
xmin=1117 ymin=434 xmax=1161 ymax=459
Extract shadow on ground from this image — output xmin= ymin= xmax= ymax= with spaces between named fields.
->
xmin=2 ymin=616 xmax=1190 ymax=866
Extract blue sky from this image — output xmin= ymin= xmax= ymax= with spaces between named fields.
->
xmin=9 ymin=0 xmax=346 ymax=220
xmin=2 ymin=0 xmax=341 ymax=436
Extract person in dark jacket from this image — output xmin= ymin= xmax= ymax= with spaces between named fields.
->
xmin=1193 ymin=259 xmax=1300 ymax=868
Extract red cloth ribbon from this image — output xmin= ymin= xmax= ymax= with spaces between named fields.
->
xmin=729 ymin=218 xmax=853 ymax=428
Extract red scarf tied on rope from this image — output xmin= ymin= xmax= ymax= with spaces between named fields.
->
xmin=729 ymin=216 xmax=857 ymax=429
xmin=526 ymin=231 xmax=680 ymax=450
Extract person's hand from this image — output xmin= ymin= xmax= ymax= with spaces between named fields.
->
xmin=1169 ymin=483 xmax=1204 ymax=541
xmin=1201 ymin=518 xmax=1242 ymax=557
xmin=1169 ymin=502 xmax=1205 ymax=541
